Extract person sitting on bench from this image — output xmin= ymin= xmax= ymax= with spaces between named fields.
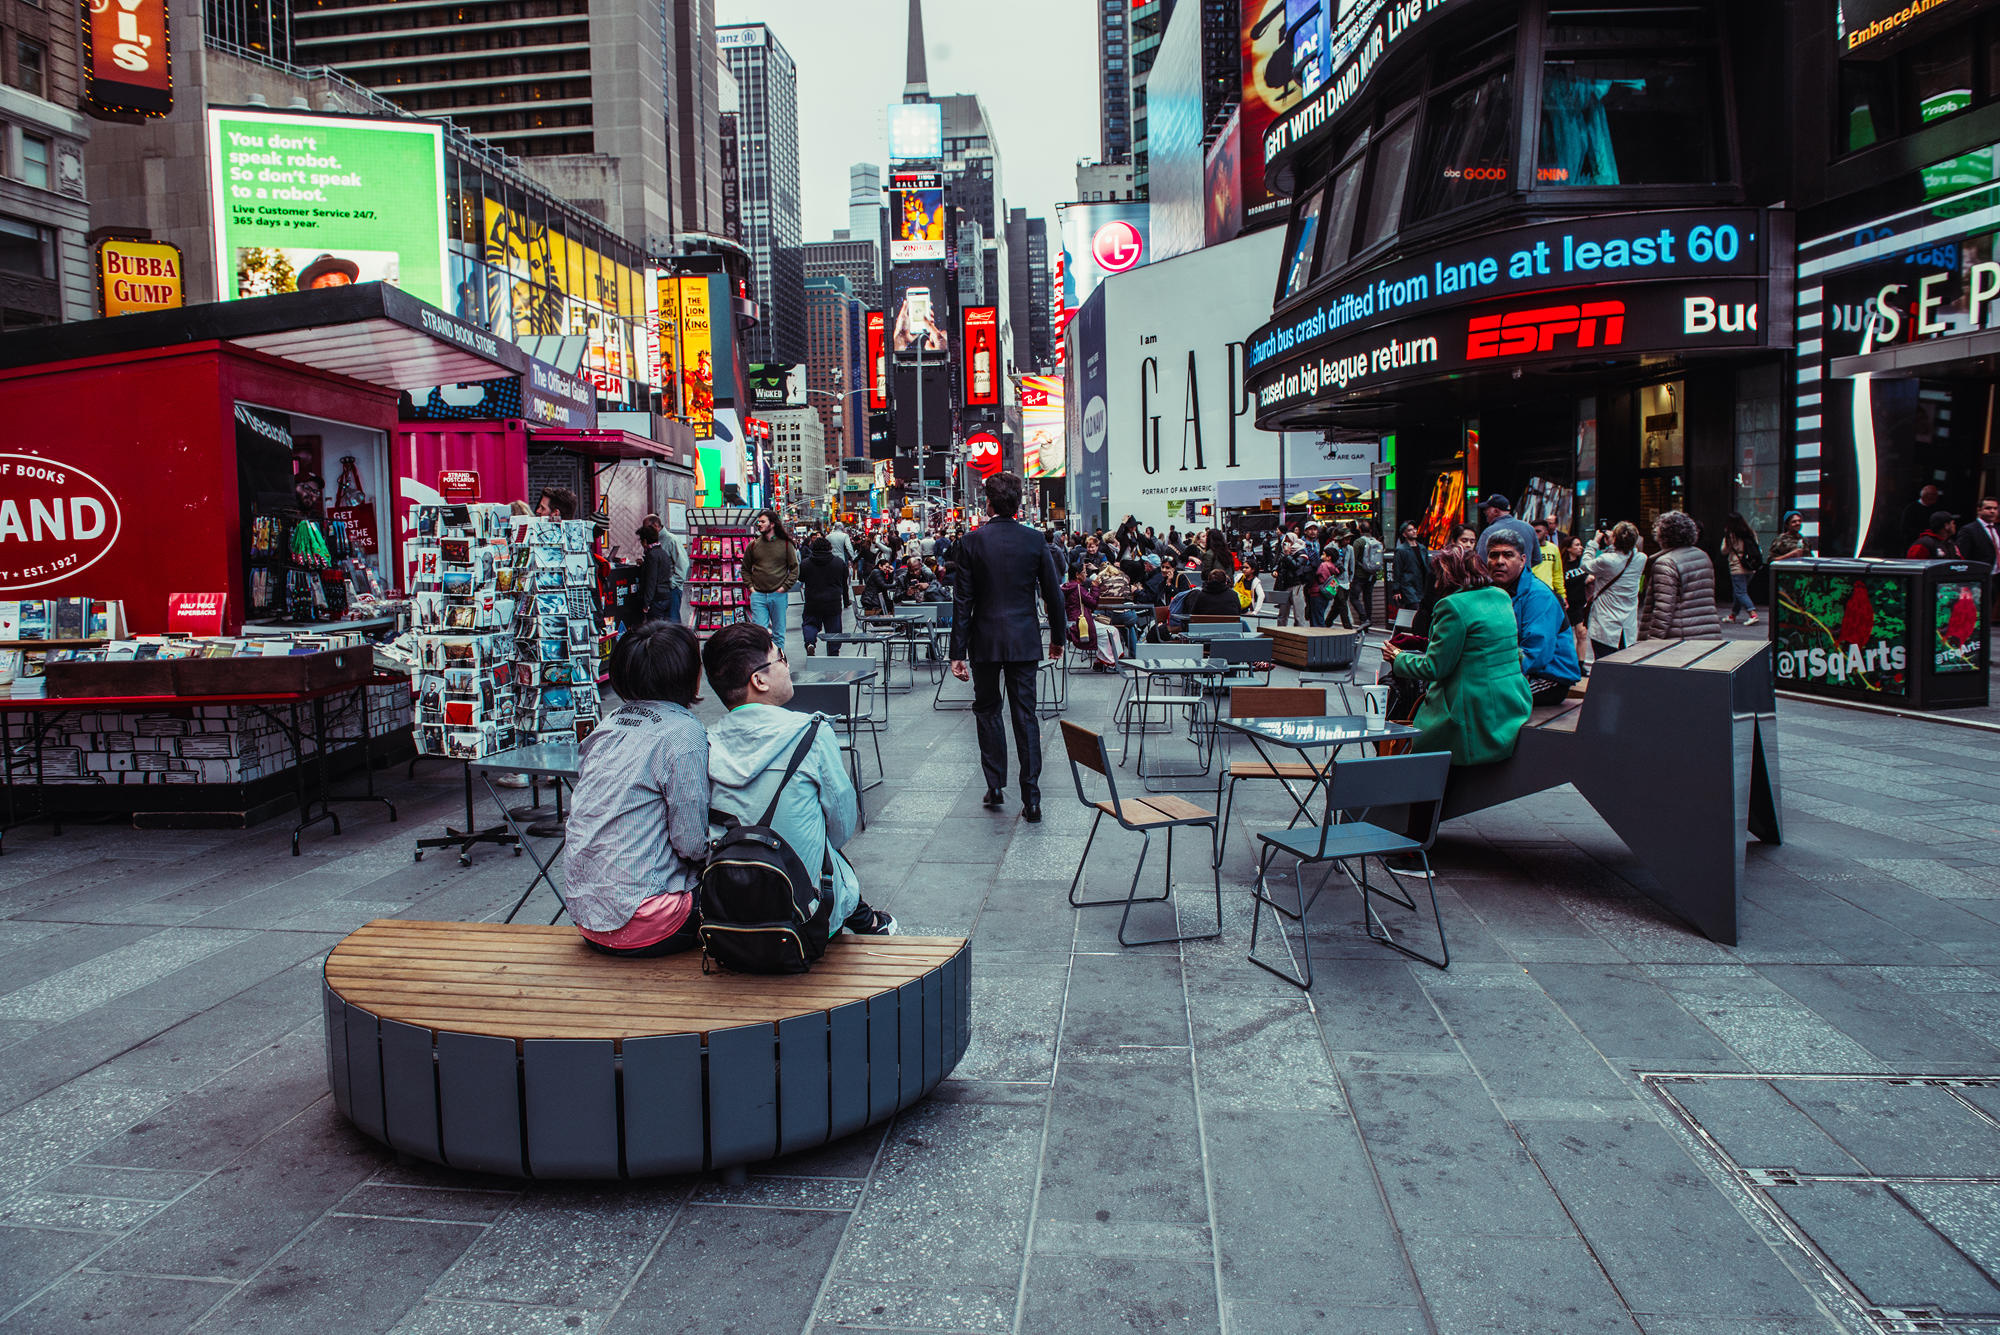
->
xmin=1482 ymin=529 xmax=1581 ymax=708
xmin=563 ymin=622 xmax=710 ymax=957
xmin=1382 ymin=546 xmax=1533 ymax=767
xmin=1187 ymin=567 xmax=1246 ymax=617
xmin=701 ymin=622 xmax=898 ymax=937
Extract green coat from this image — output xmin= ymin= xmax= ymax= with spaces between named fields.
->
xmin=1390 ymin=586 xmax=1533 ymax=766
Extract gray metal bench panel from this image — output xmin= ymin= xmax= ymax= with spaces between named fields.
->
xmin=436 ymin=1030 xmax=524 ymax=1176
xmin=343 ymin=1003 xmax=386 ymax=1141
xmin=866 ymin=992 xmax=898 ymax=1122
xmin=708 ymin=1023 xmax=779 ymax=1166
xmin=921 ymin=969 xmax=944 ymax=1092
xmin=955 ymin=946 xmax=972 ymax=1065
xmin=621 ymin=1033 xmax=704 ymax=1177
xmin=323 ymin=984 xmax=352 ymax=1121
xmin=939 ymin=953 xmax=958 ymax=1076
xmin=523 ymin=1039 xmax=619 ymax=1178
xmin=828 ymin=1001 xmax=869 ymax=1139
xmin=380 ymin=1019 xmax=441 ymax=1162
xmin=777 ymin=1013 xmax=831 ymax=1154
xmin=896 ymin=979 xmax=925 ymax=1110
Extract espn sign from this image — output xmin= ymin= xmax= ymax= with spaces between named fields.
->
xmin=1466 ymin=301 xmax=1626 ymax=361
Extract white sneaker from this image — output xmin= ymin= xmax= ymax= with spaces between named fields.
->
xmin=493 ymin=773 xmax=530 ymax=789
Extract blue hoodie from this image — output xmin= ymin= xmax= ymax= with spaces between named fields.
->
xmin=706 ymin=704 xmax=861 ymax=926
xmin=1509 ymin=573 xmax=1581 ymax=683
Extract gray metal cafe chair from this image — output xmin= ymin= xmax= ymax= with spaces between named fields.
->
xmin=1248 ymin=750 xmax=1451 ymax=989
xmin=1059 ymin=721 xmax=1221 ymax=948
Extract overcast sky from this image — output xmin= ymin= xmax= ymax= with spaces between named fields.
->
xmin=713 ymin=0 xmax=1100 ymax=242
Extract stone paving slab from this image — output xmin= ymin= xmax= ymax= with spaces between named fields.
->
xmin=2 ymin=645 xmax=1999 ymax=1331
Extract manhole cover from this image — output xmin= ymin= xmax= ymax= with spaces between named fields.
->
xmin=1645 ymin=1073 xmax=2000 ymax=1334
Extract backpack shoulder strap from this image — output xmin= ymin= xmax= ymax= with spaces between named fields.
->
xmin=757 ymin=718 xmax=822 ymax=828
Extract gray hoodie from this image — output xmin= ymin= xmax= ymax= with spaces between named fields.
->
xmin=706 ymin=703 xmax=861 ymax=926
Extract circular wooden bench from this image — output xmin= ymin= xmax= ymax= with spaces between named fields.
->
xmin=321 ymin=920 xmax=971 ymax=1178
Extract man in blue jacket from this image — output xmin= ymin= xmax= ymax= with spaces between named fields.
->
xmin=1483 ymin=530 xmax=1580 ymax=707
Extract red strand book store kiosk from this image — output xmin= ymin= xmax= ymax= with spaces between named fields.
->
xmin=0 ymin=283 xmax=566 ymax=830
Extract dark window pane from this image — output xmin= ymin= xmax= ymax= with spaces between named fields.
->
xmin=0 ymin=217 xmax=49 ymax=277
xmin=1547 ymin=3 xmax=1706 ymax=45
xmin=1282 ymin=188 xmax=1323 ymax=298
xmin=1315 ymin=158 xmax=1364 ymax=276
xmin=1539 ymin=54 xmax=1720 ymax=186
xmin=1839 ymin=60 xmax=1894 ymax=153
xmin=1410 ymin=66 xmax=1514 ymax=220
xmin=1358 ymin=117 xmax=1416 ymax=250
xmin=1905 ymin=34 xmax=1974 ymax=128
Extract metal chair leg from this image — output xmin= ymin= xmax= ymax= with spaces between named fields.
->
xmin=1069 ymin=811 xmax=1168 ymax=909
xmin=1248 ymin=843 xmax=1313 ymax=990
xmin=1355 ymin=853 xmax=1449 ymax=969
xmin=1116 ymin=822 xmax=1222 ymax=947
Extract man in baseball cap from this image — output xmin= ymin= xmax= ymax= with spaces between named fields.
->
xmin=297 ymin=254 xmax=360 ymax=291
xmin=1474 ymin=493 xmax=1539 ymax=563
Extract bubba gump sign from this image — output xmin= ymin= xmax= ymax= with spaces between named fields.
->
xmin=81 ymin=0 xmax=173 ymax=119
xmin=95 ymin=237 xmax=183 ymax=317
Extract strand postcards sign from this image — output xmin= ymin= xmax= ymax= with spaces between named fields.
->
xmin=82 ymin=0 xmax=173 ymax=119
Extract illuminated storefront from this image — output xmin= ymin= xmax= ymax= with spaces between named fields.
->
xmin=1246 ymin=0 xmax=1795 ymax=553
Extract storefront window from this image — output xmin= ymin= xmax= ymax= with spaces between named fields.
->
xmin=1281 ymin=188 xmax=1323 ymax=298
xmin=1358 ymin=117 xmax=1417 ymax=252
xmin=1409 ymin=66 xmax=1514 ymax=221
xmin=1314 ymin=158 xmax=1365 ymax=278
xmin=1840 ymin=61 xmax=1895 ymax=153
xmin=1906 ymin=35 xmax=1975 ymax=129
xmin=1734 ymin=364 xmax=1782 ymax=546
xmin=1538 ymin=54 xmax=1720 ymax=187
xmin=1637 ymin=379 xmax=1687 ymax=534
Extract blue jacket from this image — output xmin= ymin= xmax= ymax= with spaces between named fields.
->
xmin=1509 ymin=574 xmax=1581 ymax=683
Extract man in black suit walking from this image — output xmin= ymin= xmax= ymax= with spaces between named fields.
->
xmin=951 ymin=472 xmax=1065 ymax=821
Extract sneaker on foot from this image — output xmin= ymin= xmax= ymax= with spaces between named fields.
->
xmin=843 ymin=906 xmax=898 ymax=936
xmin=1743 ymin=613 xmax=1758 ymax=624
xmin=493 ymin=773 xmax=530 ymax=789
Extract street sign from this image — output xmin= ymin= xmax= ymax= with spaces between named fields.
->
xmin=1370 ymin=461 xmax=1393 ymax=478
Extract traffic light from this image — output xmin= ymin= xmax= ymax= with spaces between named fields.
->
xmin=867 ymin=411 xmax=895 ymax=460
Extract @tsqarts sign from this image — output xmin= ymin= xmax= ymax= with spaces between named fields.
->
xmin=1246 ymin=209 xmax=1772 ymax=377
xmin=1250 ymin=278 xmax=1769 ymax=420
xmin=0 ymin=454 xmax=123 ymax=592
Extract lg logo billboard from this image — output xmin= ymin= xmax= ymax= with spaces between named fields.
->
xmin=1092 ymin=221 xmax=1144 ymax=274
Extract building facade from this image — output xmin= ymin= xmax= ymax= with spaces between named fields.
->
xmin=719 ymin=22 xmax=805 ymax=366
xmin=1245 ymin=0 xmax=1794 ymax=562
xmin=0 ymin=0 xmax=90 ymax=326
xmin=1075 ymin=160 xmax=1138 ymax=202
xmin=804 ymin=236 xmax=881 ymax=310
xmin=848 ymin=162 xmax=882 ymax=283
xmin=1098 ymin=0 xmax=1132 ymax=165
xmin=766 ymin=403 xmax=827 ymax=510
xmin=804 ymin=275 xmax=856 ymax=469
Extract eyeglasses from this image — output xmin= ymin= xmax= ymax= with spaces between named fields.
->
xmin=760 ymin=648 xmax=788 ymax=672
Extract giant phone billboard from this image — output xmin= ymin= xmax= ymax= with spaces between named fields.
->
xmin=209 ymin=108 xmax=449 ymax=310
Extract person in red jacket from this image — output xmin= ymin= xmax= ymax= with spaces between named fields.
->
xmin=1908 ymin=511 xmax=1960 ymax=560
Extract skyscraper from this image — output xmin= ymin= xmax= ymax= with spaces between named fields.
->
xmin=804 ymin=239 xmax=882 ymax=311
xmin=804 ymin=276 xmax=858 ymax=472
xmin=1129 ymin=0 xmax=1175 ymax=197
xmin=1099 ymin=0 xmax=1133 ymax=165
xmin=672 ymin=0 xmax=723 ymax=237
xmin=1005 ymin=208 xmax=1053 ymax=374
xmin=719 ymin=23 xmax=806 ymax=365
xmin=848 ymin=164 xmax=883 ymax=286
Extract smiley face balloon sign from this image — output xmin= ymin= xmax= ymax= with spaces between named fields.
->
xmin=966 ymin=431 xmax=1003 ymax=479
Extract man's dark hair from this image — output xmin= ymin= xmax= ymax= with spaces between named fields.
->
xmin=702 ymin=621 xmax=776 ymax=709
xmin=1483 ymin=530 xmax=1527 ymax=556
xmin=537 ymin=486 xmax=579 ymax=520
xmin=1449 ymin=523 xmax=1478 ymax=545
xmin=637 ymin=524 xmax=660 ymax=544
xmin=1203 ymin=568 xmax=1229 ymax=592
xmin=609 ymin=622 xmax=701 ymax=705
xmin=984 ymin=471 xmax=1024 ymax=518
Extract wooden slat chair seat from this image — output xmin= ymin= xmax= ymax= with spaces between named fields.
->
xmin=1227 ymin=758 xmax=1324 ymax=780
xmin=321 ymin=920 xmax=971 ymax=1178
xmin=1060 ymin=721 xmax=1222 ymax=947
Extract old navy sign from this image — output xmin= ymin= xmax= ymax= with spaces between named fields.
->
xmin=1247 ymin=209 xmax=1774 ymax=377
xmin=1250 ymin=278 xmax=1770 ymax=421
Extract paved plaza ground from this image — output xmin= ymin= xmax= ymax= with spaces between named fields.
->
xmin=2 ymin=635 xmax=2000 ymax=1333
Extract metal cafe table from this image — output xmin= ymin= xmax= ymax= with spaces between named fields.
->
xmin=461 ymin=742 xmax=581 ymax=925
xmin=787 ymin=660 xmax=882 ymax=827
xmin=1117 ymin=656 xmax=1231 ymax=791
xmin=1218 ymin=714 xmax=1421 ymax=832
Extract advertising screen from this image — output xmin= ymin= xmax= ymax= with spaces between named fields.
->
xmin=1284 ymin=0 xmax=1332 ymax=100
xmin=209 ymin=109 xmax=448 ymax=311
xmin=1774 ymin=568 xmax=1910 ymax=697
xmin=866 ymin=311 xmax=888 ymax=408
xmin=1205 ymin=106 xmax=1245 ymax=247
xmin=1839 ymin=0 xmax=1969 ymax=53
xmin=890 ymin=264 xmax=950 ymax=358
xmin=1240 ymin=0 xmax=1302 ymax=226
xmin=84 ymin=0 xmax=172 ymax=118
xmin=676 ymin=276 xmax=714 ymax=439
xmin=1059 ymin=203 xmax=1150 ymax=330
xmin=1935 ymin=580 xmax=1985 ymax=673
xmin=962 ymin=306 xmax=999 ymax=406
xmin=1021 ymin=375 xmax=1065 ymax=479
xmin=888 ymin=102 xmax=945 ymax=161
xmin=889 ymin=174 xmax=947 ymax=263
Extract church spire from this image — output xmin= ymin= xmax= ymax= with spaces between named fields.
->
xmin=904 ymin=0 xmax=929 ymax=98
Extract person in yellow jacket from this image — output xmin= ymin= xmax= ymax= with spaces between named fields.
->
xmin=1530 ymin=518 xmax=1563 ymax=594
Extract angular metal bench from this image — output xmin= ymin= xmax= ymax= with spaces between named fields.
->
xmin=321 ymin=920 xmax=971 ymax=1178
xmin=1437 ymin=639 xmax=1781 ymax=945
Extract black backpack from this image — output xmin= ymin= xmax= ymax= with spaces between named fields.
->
xmin=698 ymin=720 xmax=836 ymax=974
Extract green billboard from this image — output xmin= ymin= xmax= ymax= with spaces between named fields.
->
xmin=208 ymin=108 xmax=448 ymax=310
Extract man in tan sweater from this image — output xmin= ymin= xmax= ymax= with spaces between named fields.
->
xmin=746 ymin=508 xmax=800 ymax=645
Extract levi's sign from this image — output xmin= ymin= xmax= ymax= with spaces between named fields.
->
xmin=1250 ymin=278 xmax=1769 ymax=421
xmin=1246 ymin=210 xmax=1770 ymax=376
xmin=0 ymin=454 xmax=123 ymax=592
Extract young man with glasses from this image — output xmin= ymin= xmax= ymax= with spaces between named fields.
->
xmin=702 ymin=622 xmax=896 ymax=936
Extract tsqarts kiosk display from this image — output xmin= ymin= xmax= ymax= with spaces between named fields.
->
xmin=1771 ymin=557 xmax=1990 ymax=710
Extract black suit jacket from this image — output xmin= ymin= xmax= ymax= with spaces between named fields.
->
xmin=950 ymin=517 xmax=1064 ymax=662
xmin=1957 ymin=520 xmax=1999 ymax=569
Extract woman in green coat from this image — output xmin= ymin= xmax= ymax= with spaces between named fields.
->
xmin=1382 ymin=546 xmax=1532 ymax=765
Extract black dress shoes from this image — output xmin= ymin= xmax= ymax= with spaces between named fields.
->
xmin=1022 ymin=801 xmax=1042 ymax=823
xmin=983 ymin=789 xmax=1005 ymax=809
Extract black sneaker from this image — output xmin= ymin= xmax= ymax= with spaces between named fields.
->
xmin=843 ymin=906 xmax=899 ymax=936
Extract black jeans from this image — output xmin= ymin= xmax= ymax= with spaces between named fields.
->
xmin=972 ymin=659 xmax=1043 ymax=802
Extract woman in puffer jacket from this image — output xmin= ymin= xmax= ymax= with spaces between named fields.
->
xmin=1637 ymin=510 xmax=1723 ymax=641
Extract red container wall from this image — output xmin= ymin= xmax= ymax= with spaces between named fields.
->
xmin=391 ymin=421 xmax=529 ymax=586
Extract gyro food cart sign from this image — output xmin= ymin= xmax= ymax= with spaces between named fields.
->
xmin=0 ymin=454 xmax=123 ymax=591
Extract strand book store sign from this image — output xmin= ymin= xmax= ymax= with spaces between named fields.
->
xmin=208 ymin=108 xmax=449 ymax=310
xmin=1247 ymin=209 xmax=1788 ymax=428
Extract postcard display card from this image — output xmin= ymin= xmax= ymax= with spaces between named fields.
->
xmin=410 ymin=504 xmax=520 ymax=760
xmin=513 ymin=519 xmax=602 ymax=744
